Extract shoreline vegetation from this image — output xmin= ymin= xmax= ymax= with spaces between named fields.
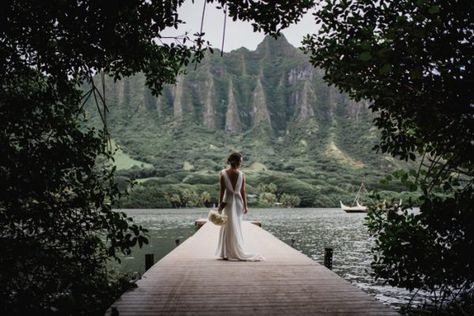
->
xmin=116 ymin=177 xmax=420 ymax=209
xmin=115 ymin=166 xmax=420 ymax=209
xmin=112 ymin=142 xmax=419 ymax=209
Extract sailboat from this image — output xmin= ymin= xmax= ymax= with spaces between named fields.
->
xmin=340 ymin=183 xmax=368 ymax=213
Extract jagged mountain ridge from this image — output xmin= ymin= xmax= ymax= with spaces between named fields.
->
xmin=85 ymin=35 xmax=404 ymax=207
xmin=97 ymin=35 xmax=368 ymax=135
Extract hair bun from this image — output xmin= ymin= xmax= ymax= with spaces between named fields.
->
xmin=227 ymin=152 xmax=242 ymax=167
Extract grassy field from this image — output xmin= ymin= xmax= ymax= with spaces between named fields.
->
xmin=112 ymin=140 xmax=153 ymax=170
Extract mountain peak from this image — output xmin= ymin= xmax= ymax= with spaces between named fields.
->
xmin=255 ymin=34 xmax=297 ymax=57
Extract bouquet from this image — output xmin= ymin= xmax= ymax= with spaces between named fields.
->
xmin=208 ymin=209 xmax=228 ymax=226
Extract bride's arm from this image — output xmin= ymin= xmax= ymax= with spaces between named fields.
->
xmin=241 ymin=174 xmax=248 ymax=214
xmin=217 ymin=173 xmax=226 ymax=212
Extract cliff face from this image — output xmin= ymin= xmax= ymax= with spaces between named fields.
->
xmin=99 ymin=35 xmax=367 ymax=133
xmin=86 ymin=35 xmax=395 ymax=176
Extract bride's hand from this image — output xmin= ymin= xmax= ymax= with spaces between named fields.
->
xmin=243 ymin=206 xmax=248 ymax=214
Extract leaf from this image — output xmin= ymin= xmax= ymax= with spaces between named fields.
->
xmin=428 ymin=5 xmax=440 ymax=14
xmin=411 ymin=68 xmax=422 ymax=80
xmin=380 ymin=64 xmax=392 ymax=75
xmin=358 ymin=51 xmax=372 ymax=61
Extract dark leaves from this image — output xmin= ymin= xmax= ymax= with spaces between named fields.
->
xmin=303 ymin=0 xmax=474 ymax=309
xmin=1 ymin=1 xmax=314 ymax=314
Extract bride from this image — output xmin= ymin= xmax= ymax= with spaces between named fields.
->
xmin=216 ymin=152 xmax=264 ymax=261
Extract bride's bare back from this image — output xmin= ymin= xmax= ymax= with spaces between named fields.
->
xmin=215 ymin=152 xmax=263 ymax=261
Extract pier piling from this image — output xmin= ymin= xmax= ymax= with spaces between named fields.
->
xmin=324 ymin=247 xmax=333 ymax=270
xmin=144 ymin=253 xmax=154 ymax=271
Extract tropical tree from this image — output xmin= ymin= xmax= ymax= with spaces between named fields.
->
xmin=279 ymin=193 xmax=301 ymax=208
xmin=200 ymin=191 xmax=212 ymax=207
xmin=259 ymin=192 xmax=277 ymax=207
xmin=302 ymin=0 xmax=473 ymax=311
xmin=257 ymin=183 xmax=278 ymax=194
xmin=1 ymin=0 xmax=313 ymax=314
xmin=180 ymin=188 xmax=200 ymax=207
xmin=167 ymin=193 xmax=183 ymax=208
xmin=0 ymin=68 xmax=150 ymax=315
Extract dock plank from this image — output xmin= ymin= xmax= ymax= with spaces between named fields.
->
xmin=106 ymin=221 xmax=398 ymax=315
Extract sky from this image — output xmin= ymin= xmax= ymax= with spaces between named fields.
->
xmin=161 ymin=1 xmax=319 ymax=52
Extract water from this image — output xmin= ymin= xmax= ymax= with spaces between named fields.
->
xmin=116 ymin=208 xmax=425 ymax=310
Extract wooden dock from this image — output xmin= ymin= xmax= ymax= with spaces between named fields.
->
xmin=106 ymin=221 xmax=398 ymax=315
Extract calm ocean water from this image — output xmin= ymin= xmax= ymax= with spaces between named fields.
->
xmin=116 ymin=208 xmax=426 ymax=310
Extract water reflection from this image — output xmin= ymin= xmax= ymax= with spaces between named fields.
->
xmin=117 ymin=208 xmax=425 ymax=309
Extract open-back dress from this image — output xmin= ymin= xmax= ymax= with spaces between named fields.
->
xmin=215 ymin=169 xmax=264 ymax=261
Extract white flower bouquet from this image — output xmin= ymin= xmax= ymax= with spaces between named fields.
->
xmin=208 ymin=209 xmax=228 ymax=226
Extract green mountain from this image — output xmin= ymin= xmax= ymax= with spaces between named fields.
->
xmin=85 ymin=35 xmax=411 ymax=208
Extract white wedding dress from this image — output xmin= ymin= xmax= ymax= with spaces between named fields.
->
xmin=216 ymin=169 xmax=264 ymax=261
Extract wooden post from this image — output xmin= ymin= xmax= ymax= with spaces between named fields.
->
xmin=324 ymin=247 xmax=333 ymax=270
xmin=111 ymin=306 xmax=119 ymax=316
xmin=175 ymin=239 xmax=180 ymax=246
xmin=145 ymin=253 xmax=154 ymax=271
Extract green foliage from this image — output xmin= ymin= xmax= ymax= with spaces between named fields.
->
xmin=367 ymin=181 xmax=474 ymax=312
xmin=120 ymin=180 xmax=219 ymax=208
xmin=266 ymin=176 xmax=318 ymax=207
xmin=86 ymin=33 xmax=410 ymax=209
xmin=0 ymin=71 xmax=148 ymax=315
xmin=303 ymin=0 xmax=473 ymax=167
xmin=113 ymin=141 xmax=153 ymax=170
xmin=179 ymin=188 xmax=200 ymax=207
xmin=255 ymin=182 xmax=301 ymax=207
xmin=0 ymin=1 xmax=315 ymax=314
xmin=211 ymin=0 xmax=314 ymax=35
xmin=200 ymin=191 xmax=212 ymax=206
xmin=183 ymin=173 xmax=218 ymax=185
xmin=167 ymin=193 xmax=182 ymax=208
xmin=120 ymin=167 xmax=401 ymax=208
xmin=279 ymin=193 xmax=301 ymax=207
xmin=257 ymin=182 xmax=278 ymax=194
xmin=258 ymin=192 xmax=277 ymax=207
xmin=303 ymin=0 xmax=474 ymax=310
xmin=1 ymin=0 xmax=209 ymax=95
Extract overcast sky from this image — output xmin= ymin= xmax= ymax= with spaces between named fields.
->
xmin=161 ymin=1 xmax=319 ymax=52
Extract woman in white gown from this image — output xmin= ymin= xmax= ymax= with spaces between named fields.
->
xmin=216 ymin=153 xmax=264 ymax=261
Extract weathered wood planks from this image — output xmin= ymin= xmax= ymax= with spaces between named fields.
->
xmin=106 ymin=221 xmax=398 ymax=315
xmin=195 ymin=218 xmax=261 ymax=228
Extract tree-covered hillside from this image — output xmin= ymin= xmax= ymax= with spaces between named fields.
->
xmin=85 ymin=36 xmax=412 ymax=208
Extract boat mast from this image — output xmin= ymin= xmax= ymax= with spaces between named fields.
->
xmin=352 ymin=183 xmax=366 ymax=206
